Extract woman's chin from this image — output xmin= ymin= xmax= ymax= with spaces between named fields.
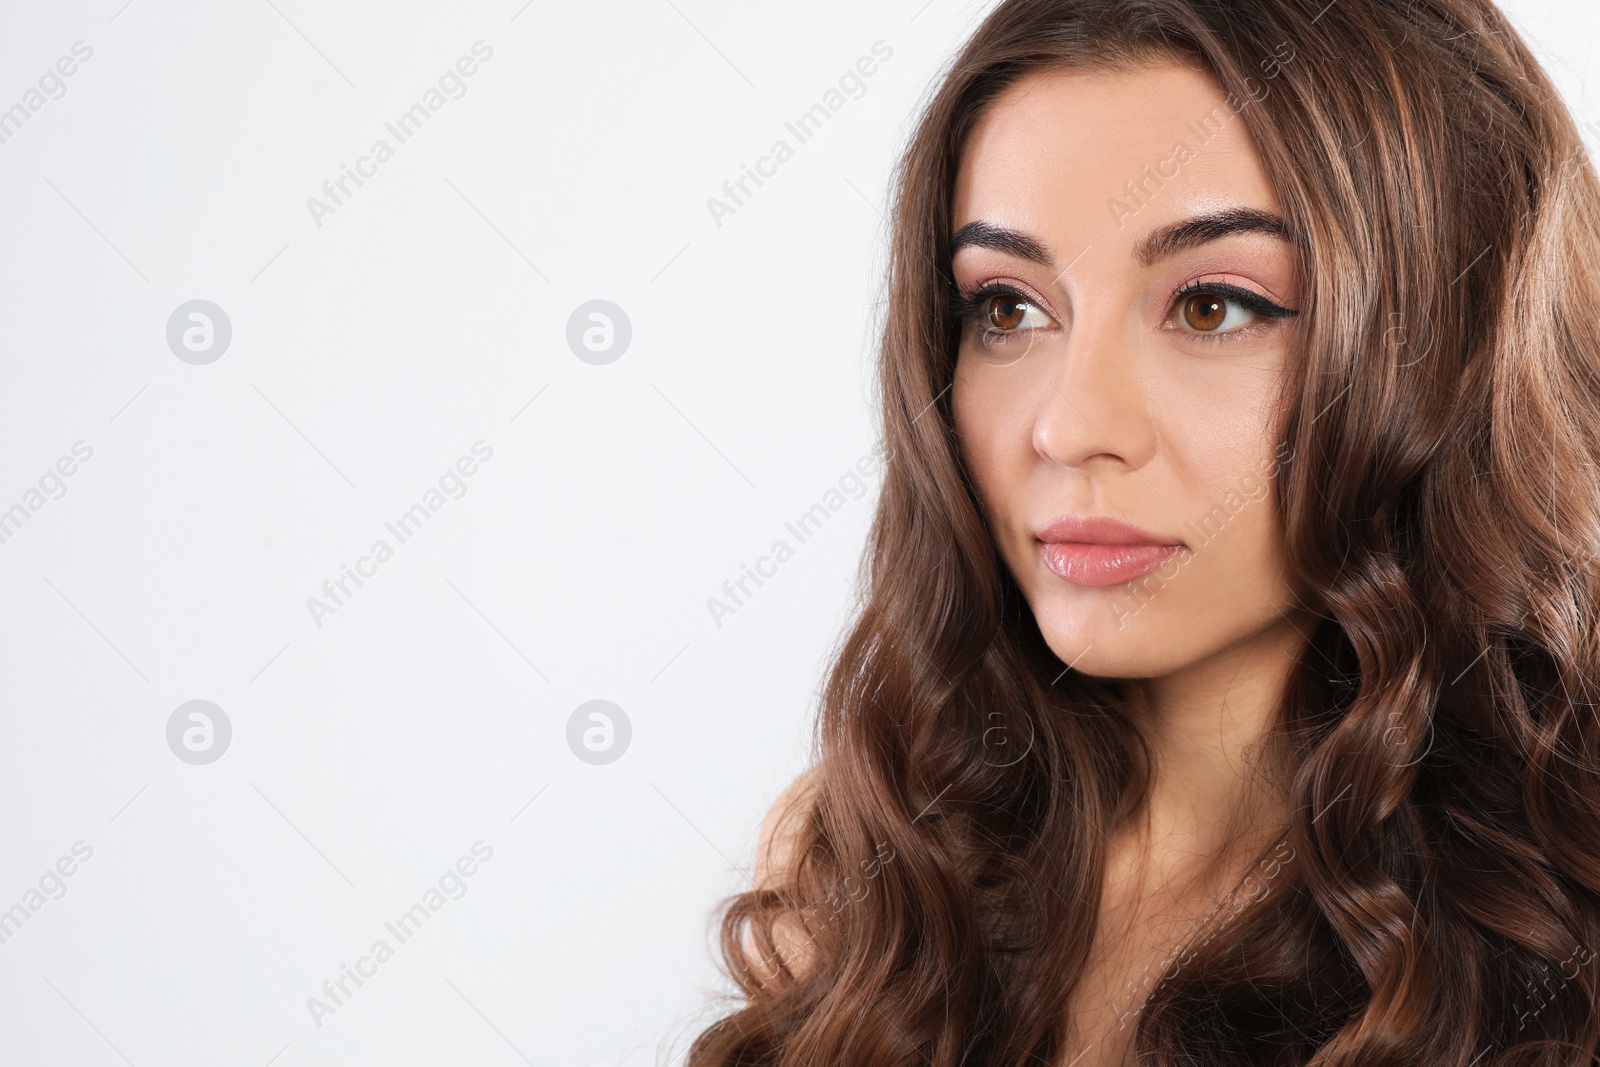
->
xmin=1032 ymin=610 xmax=1192 ymax=680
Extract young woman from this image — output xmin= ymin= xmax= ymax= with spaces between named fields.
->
xmin=688 ymin=0 xmax=1600 ymax=1063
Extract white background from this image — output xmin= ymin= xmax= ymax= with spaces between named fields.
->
xmin=0 ymin=0 xmax=1593 ymax=1064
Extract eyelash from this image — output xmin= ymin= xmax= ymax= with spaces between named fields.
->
xmin=950 ymin=279 xmax=1298 ymax=348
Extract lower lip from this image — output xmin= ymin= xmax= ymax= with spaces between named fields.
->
xmin=1038 ymin=541 xmax=1184 ymax=587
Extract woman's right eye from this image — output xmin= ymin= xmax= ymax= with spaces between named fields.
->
xmin=954 ymin=284 xmax=1056 ymax=344
xmin=981 ymin=294 xmax=1049 ymax=331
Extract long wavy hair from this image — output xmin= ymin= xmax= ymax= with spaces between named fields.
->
xmin=685 ymin=0 xmax=1600 ymax=1062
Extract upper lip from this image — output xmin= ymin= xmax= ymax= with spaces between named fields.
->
xmin=1034 ymin=514 xmax=1183 ymax=546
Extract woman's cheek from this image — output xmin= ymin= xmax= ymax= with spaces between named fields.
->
xmin=952 ymin=361 xmax=1014 ymax=502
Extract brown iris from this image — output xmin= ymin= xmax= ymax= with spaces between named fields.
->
xmin=985 ymin=295 xmax=1028 ymax=330
xmin=1180 ymin=292 xmax=1227 ymax=332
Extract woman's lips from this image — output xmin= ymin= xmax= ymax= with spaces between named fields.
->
xmin=1032 ymin=515 xmax=1186 ymax=587
xmin=1037 ymin=541 xmax=1184 ymax=587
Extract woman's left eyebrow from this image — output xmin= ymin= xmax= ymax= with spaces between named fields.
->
xmin=1133 ymin=208 xmax=1293 ymax=266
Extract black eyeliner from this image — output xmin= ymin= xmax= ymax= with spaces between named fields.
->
xmin=1174 ymin=281 xmax=1297 ymax=319
xmin=949 ymin=280 xmax=1035 ymax=324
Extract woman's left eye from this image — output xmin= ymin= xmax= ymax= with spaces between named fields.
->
xmin=1167 ymin=283 xmax=1295 ymax=340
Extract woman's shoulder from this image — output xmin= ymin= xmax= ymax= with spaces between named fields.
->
xmin=742 ymin=763 xmax=827 ymax=984
xmin=753 ymin=762 xmax=824 ymax=892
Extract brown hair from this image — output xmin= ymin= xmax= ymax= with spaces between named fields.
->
xmin=686 ymin=0 xmax=1600 ymax=1062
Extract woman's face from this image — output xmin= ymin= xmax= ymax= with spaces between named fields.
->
xmin=950 ymin=63 xmax=1304 ymax=680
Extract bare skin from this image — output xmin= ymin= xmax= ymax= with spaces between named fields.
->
xmin=950 ymin=61 xmax=1307 ymax=1065
xmin=753 ymin=60 xmax=1313 ymax=1066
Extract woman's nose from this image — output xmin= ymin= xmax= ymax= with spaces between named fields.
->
xmin=1030 ymin=317 xmax=1158 ymax=473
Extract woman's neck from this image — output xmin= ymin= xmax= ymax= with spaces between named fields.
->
xmin=1109 ymin=609 xmax=1311 ymax=895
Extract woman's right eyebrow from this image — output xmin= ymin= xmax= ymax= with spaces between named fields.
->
xmin=949 ymin=220 xmax=1054 ymax=266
